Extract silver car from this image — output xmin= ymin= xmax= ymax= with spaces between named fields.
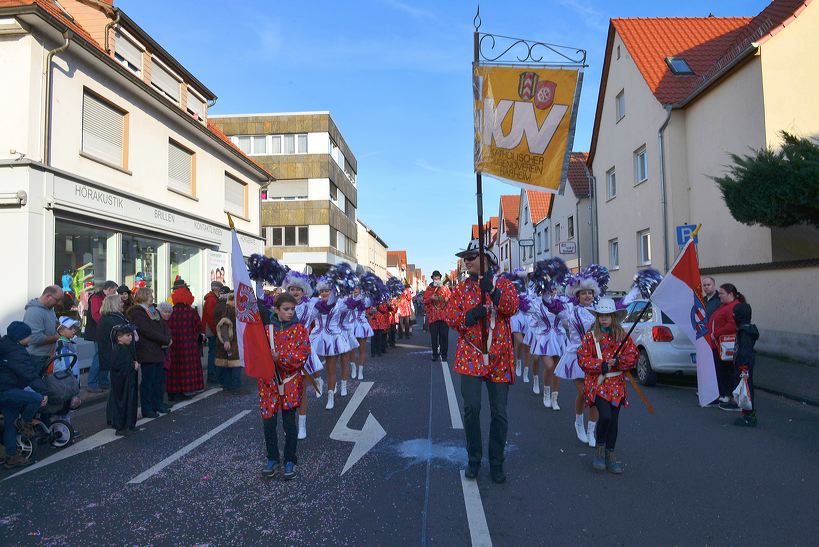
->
xmin=622 ymin=300 xmax=697 ymax=386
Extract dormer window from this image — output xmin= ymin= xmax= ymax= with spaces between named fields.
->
xmin=151 ymin=56 xmax=182 ymax=104
xmin=666 ymin=57 xmax=694 ymax=75
xmin=186 ymin=87 xmax=206 ymax=122
xmin=114 ymin=30 xmax=143 ymax=76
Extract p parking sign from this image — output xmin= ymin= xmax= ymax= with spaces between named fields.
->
xmin=676 ymin=224 xmax=699 ymax=246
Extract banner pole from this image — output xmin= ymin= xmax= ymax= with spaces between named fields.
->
xmin=474 ymin=25 xmax=488 ymax=356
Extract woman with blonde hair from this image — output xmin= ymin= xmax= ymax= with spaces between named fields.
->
xmin=127 ymin=288 xmax=171 ymax=418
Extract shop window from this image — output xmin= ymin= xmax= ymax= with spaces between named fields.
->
xmin=225 ymin=173 xmax=247 ymax=216
xmin=170 ymin=243 xmax=203 ymax=303
xmin=82 ymin=90 xmax=127 ymax=168
xmin=121 ymin=234 xmax=162 ymax=297
xmin=168 ymin=140 xmax=194 ymax=195
xmin=151 ymin=57 xmax=181 ymax=103
xmin=54 ymin=220 xmax=113 ymax=299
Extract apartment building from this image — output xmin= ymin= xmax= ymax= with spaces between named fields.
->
xmin=494 ymin=195 xmax=520 ymax=273
xmin=0 ymin=0 xmax=269 ymax=328
xmin=210 ymin=112 xmax=358 ymax=275
xmin=356 ymin=219 xmax=389 ymax=280
xmin=518 ymin=190 xmax=553 ymax=272
xmin=589 ymin=0 xmax=819 ymax=359
xmin=548 ymin=152 xmax=594 ymax=272
xmin=386 ymin=250 xmax=407 ymax=280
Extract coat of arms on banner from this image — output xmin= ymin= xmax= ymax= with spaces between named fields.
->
xmin=518 ymin=72 xmax=538 ymax=100
xmin=534 ymin=80 xmax=556 ymax=110
xmin=235 ymin=283 xmax=260 ymax=323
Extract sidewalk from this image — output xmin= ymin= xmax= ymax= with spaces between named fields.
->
xmin=754 ymin=354 xmax=819 ymax=407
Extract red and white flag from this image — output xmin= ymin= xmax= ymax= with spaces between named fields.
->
xmin=651 ymin=239 xmax=719 ymax=406
xmin=230 ymin=229 xmax=276 ymax=380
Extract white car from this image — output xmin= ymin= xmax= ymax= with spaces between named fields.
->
xmin=622 ymin=300 xmax=697 ymax=386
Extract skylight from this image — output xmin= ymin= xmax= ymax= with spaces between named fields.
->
xmin=666 ymin=57 xmax=694 ymax=75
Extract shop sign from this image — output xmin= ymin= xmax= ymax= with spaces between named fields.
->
xmin=559 ymin=241 xmax=577 ymax=254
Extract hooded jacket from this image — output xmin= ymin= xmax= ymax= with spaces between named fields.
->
xmin=0 ymin=335 xmax=49 ymax=393
xmin=23 ymin=297 xmax=58 ymax=356
xmin=201 ymin=291 xmax=220 ymax=336
xmin=733 ymin=303 xmax=759 ymax=368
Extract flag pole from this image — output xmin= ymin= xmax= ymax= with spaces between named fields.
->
xmin=474 ymin=19 xmax=488 ymax=357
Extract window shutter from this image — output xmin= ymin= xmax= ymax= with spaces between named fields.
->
xmin=152 ymin=61 xmax=180 ymax=102
xmin=186 ymin=89 xmax=205 ymax=119
xmin=82 ymin=93 xmax=124 ymax=166
xmin=168 ymin=141 xmax=192 ymax=193
xmin=114 ymin=32 xmax=142 ymax=70
xmin=225 ymin=174 xmax=246 ymax=215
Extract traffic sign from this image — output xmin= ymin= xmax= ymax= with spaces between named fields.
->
xmin=676 ymin=224 xmax=699 ymax=246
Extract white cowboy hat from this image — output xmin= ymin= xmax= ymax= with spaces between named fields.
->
xmin=589 ymin=297 xmax=627 ymax=318
xmin=455 ymin=239 xmax=498 ymax=265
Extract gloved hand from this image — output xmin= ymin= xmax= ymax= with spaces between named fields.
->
xmin=479 ymin=274 xmax=494 ymax=294
xmin=601 ymin=362 xmax=610 ymax=375
xmin=465 ymin=304 xmax=487 ymax=327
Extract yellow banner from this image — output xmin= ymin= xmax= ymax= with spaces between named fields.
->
xmin=473 ymin=65 xmax=580 ymax=192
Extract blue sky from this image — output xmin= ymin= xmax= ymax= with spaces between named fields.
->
xmin=120 ymin=0 xmax=769 ymax=277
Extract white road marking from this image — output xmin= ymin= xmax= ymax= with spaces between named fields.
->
xmin=128 ymin=410 xmax=250 ymax=484
xmin=3 ymin=388 xmax=221 ymax=481
xmin=460 ymin=470 xmax=493 ymax=547
xmin=441 ymin=361 xmax=463 ymax=429
xmin=330 ymin=381 xmax=386 ymax=475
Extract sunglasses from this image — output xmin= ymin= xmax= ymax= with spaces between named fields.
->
xmin=463 ymin=254 xmax=480 ymax=261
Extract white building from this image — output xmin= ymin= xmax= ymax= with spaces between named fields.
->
xmin=548 ymin=152 xmax=595 ymax=272
xmin=356 ymin=219 xmax=389 ymax=280
xmin=0 ymin=0 xmax=269 ymax=330
xmin=495 ymin=195 xmax=520 ymax=273
xmin=518 ymin=190 xmax=553 ymax=272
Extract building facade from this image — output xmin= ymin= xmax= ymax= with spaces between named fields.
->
xmin=211 ymin=112 xmax=358 ymax=275
xmin=0 ymin=0 xmax=268 ymax=330
xmin=518 ymin=190 xmax=553 ymax=272
xmin=589 ymin=1 xmax=819 ymax=360
xmin=356 ymin=219 xmax=389 ymax=280
xmin=387 ymin=250 xmax=407 ymax=280
xmin=495 ymin=195 xmax=521 ymax=273
xmin=549 ymin=152 xmax=594 ymax=272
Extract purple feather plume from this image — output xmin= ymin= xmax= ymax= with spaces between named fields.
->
xmin=531 ymin=258 xmax=569 ymax=295
xmin=326 ymin=262 xmax=359 ymax=297
xmin=247 ymin=254 xmax=290 ymax=286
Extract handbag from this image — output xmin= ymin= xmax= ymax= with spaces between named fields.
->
xmin=718 ymin=334 xmax=736 ymax=361
xmin=732 ymin=370 xmax=753 ymax=411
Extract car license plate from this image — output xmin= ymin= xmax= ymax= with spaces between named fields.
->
xmin=690 ymin=353 xmax=697 ymax=364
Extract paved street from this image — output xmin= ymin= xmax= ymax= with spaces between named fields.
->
xmin=2 ymin=327 xmax=819 ymax=545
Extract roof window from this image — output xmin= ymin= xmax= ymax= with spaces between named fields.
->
xmin=666 ymin=57 xmax=694 ymax=75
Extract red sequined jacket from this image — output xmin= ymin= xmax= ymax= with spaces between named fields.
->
xmin=257 ymin=320 xmax=311 ymax=418
xmin=423 ymin=283 xmax=451 ymax=324
xmin=577 ymin=331 xmax=638 ymax=408
xmin=446 ymin=275 xmax=518 ymax=383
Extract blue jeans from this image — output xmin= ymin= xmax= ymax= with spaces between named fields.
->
xmin=207 ymin=336 xmax=218 ymax=381
xmin=139 ymin=362 xmax=163 ymax=414
xmin=88 ymin=343 xmax=110 ymax=389
xmin=1 ymin=389 xmax=44 ymax=453
xmin=218 ymin=367 xmax=242 ymax=390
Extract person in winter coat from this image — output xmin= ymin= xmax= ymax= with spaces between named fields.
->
xmin=732 ymin=302 xmax=759 ymax=427
xmin=98 ymin=294 xmax=132 ymax=426
xmin=214 ymin=290 xmax=244 ymax=394
xmin=447 ymin=241 xmax=518 ymax=484
xmin=83 ymin=281 xmax=118 ymax=391
xmin=710 ymin=283 xmax=745 ymax=408
xmin=201 ymin=281 xmax=223 ymax=385
xmin=109 ymin=324 xmax=139 ymax=436
xmin=0 ymin=322 xmax=47 ymax=468
xmin=128 ymin=288 xmax=171 ymax=418
xmin=166 ymin=281 xmax=204 ymax=400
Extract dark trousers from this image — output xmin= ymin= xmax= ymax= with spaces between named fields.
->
xmin=0 ymin=389 xmax=44 ymax=453
xmin=594 ymin=397 xmax=622 ymax=450
xmin=218 ymin=367 xmax=243 ymax=390
xmin=429 ymin=320 xmax=449 ymax=360
xmin=460 ymin=374 xmax=509 ymax=468
xmin=263 ymin=408 xmax=298 ymax=464
xmin=110 ymin=370 xmax=138 ymax=431
xmin=398 ymin=316 xmax=411 ymax=338
xmin=388 ymin=325 xmax=397 ymax=347
xmin=140 ymin=362 xmax=163 ymax=414
xmin=206 ymin=336 xmax=218 ymax=381
xmin=371 ymin=330 xmax=384 ymax=356
xmin=714 ymin=351 xmax=735 ymax=398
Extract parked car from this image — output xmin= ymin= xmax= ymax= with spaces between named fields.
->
xmin=622 ymin=300 xmax=697 ymax=386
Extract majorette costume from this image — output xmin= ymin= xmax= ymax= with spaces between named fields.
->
xmin=525 ymin=261 xmax=568 ymax=359
xmin=506 ymin=270 xmax=530 ymax=339
xmin=281 ymin=271 xmax=324 ymax=376
xmin=308 ymin=279 xmax=354 ymax=357
xmin=447 ymin=240 xmax=518 ymax=483
xmin=345 ymin=296 xmax=374 ymax=339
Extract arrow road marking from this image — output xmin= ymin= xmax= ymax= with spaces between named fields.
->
xmin=330 ymin=381 xmax=386 ymax=476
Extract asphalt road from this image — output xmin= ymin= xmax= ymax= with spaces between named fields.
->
xmin=2 ymin=325 xmax=818 ymax=545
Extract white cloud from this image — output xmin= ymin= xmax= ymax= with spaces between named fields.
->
xmin=558 ymin=0 xmax=608 ymax=31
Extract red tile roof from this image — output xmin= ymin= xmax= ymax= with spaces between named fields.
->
xmin=526 ymin=190 xmax=553 ymax=224
xmin=471 ymin=224 xmax=479 ymax=239
xmin=500 ymin=195 xmax=521 ymax=237
xmin=567 ymin=152 xmax=591 ymax=198
xmin=387 ymin=250 xmax=407 ymax=268
xmin=0 ymin=0 xmax=104 ymax=51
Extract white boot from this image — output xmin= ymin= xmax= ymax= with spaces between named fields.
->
xmin=340 ymin=380 xmax=348 ymax=397
xmin=574 ymin=415 xmax=588 ymax=443
xmin=551 ymin=392 xmax=560 ymax=411
xmin=325 ymin=389 xmax=335 ymax=410
xmin=543 ymin=386 xmax=552 ymax=408
xmin=357 ymin=366 xmax=364 ymax=380
xmin=314 ymin=377 xmax=324 ymax=398
xmin=587 ymin=421 xmax=597 ymax=447
xmin=515 ymin=359 xmax=522 ymax=377
xmin=532 ymin=375 xmax=540 ymax=394
xmin=298 ymin=415 xmax=307 ymax=439
xmin=350 ymin=362 xmax=357 ymax=379
xmin=523 ymin=366 xmax=530 ymax=383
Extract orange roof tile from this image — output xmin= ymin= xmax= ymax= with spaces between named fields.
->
xmin=0 ymin=0 xmax=104 ymax=51
xmin=567 ymin=152 xmax=591 ymax=198
xmin=471 ymin=224 xmax=479 ymax=239
xmin=525 ymin=190 xmax=553 ymax=224
xmin=387 ymin=250 xmax=407 ymax=268
xmin=500 ymin=195 xmax=521 ymax=237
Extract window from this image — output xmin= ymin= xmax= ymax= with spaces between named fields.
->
xmin=151 ymin=58 xmax=181 ymax=103
xmin=536 ymin=232 xmax=541 ymax=254
xmin=297 ymin=134 xmax=308 ymax=154
xmin=606 ymin=167 xmax=616 ymax=199
xmin=625 ymin=301 xmax=654 ymax=323
xmin=616 ymin=45 xmax=621 ymax=60
xmin=82 ymin=91 xmax=126 ymax=168
xmin=224 ymin=173 xmax=246 ymax=216
xmin=638 ymin=229 xmax=651 ymax=265
xmin=186 ymin=88 xmax=205 ymax=121
xmin=252 ymin=136 xmax=267 ymax=155
xmin=284 ymin=134 xmax=295 ymax=154
xmin=330 ymin=183 xmax=338 ymax=202
xmin=337 ymin=231 xmax=347 ymax=252
xmin=271 ymin=135 xmax=282 ymax=154
xmin=266 ymin=226 xmax=308 ymax=247
xmin=555 ymin=223 xmax=561 ymax=245
xmin=616 ymin=90 xmax=625 ymax=121
xmin=543 ymin=227 xmax=549 ymax=251
xmin=114 ymin=31 xmax=142 ymax=75
xmin=54 ymin=220 xmax=113 ymax=291
xmin=634 ymin=145 xmax=648 ymax=184
xmin=264 ymin=179 xmax=308 ymax=201
xmin=330 ymin=228 xmax=338 ymax=248
xmin=235 ymin=136 xmax=250 ymax=154
xmin=524 ymin=206 xmax=529 ymax=224
xmin=666 ymin=57 xmax=693 ymax=75
xmin=609 ymin=238 xmax=619 ymax=269
xmin=568 ymin=216 xmax=574 ymax=239
xmin=168 ymin=140 xmax=194 ymax=195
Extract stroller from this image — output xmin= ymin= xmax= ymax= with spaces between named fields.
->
xmin=1 ymin=353 xmax=81 ymax=464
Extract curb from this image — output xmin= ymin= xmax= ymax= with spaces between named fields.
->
xmin=755 ymin=384 xmax=819 ymax=409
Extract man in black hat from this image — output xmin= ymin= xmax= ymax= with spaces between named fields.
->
xmin=447 ymin=239 xmax=519 ymax=484
xmin=423 ymin=270 xmax=451 ymax=362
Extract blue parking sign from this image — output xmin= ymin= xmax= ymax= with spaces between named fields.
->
xmin=676 ymin=224 xmax=699 ymax=246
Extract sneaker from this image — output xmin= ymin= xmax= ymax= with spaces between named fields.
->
xmin=734 ymin=413 xmax=758 ymax=427
xmin=706 ymin=399 xmax=721 ymax=407
xmin=298 ymin=419 xmax=307 ymax=440
xmin=464 ymin=463 xmax=480 ymax=480
xmin=606 ymin=450 xmax=624 ymax=474
xmin=574 ymin=418 xmax=588 ymax=443
xmin=358 ymin=367 xmax=364 ymax=381
xmin=551 ymin=392 xmax=560 ymax=411
xmin=719 ymin=396 xmax=730 ymax=403
xmin=543 ymin=387 xmax=551 ymax=408
xmin=587 ymin=422 xmax=597 ymax=448
xmin=532 ymin=377 xmax=540 ymax=395
xmin=592 ymin=446 xmax=606 ymax=472
xmin=261 ymin=459 xmax=279 ymax=478
xmin=315 ymin=377 xmax=324 ymax=398
xmin=283 ymin=461 xmax=296 ymax=480
xmin=340 ymin=380 xmax=348 ymax=397
xmin=350 ymin=363 xmax=357 ymax=379
xmin=719 ymin=401 xmax=741 ymax=412
xmin=523 ymin=367 xmax=530 ymax=383
xmin=326 ymin=390 xmax=335 ymax=410
xmin=490 ymin=465 xmax=506 ymax=484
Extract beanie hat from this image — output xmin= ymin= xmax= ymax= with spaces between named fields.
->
xmin=7 ymin=321 xmax=32 ymax=343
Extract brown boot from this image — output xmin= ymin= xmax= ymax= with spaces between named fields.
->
xmin=3 ymin=450 xmax=33 ymax=469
